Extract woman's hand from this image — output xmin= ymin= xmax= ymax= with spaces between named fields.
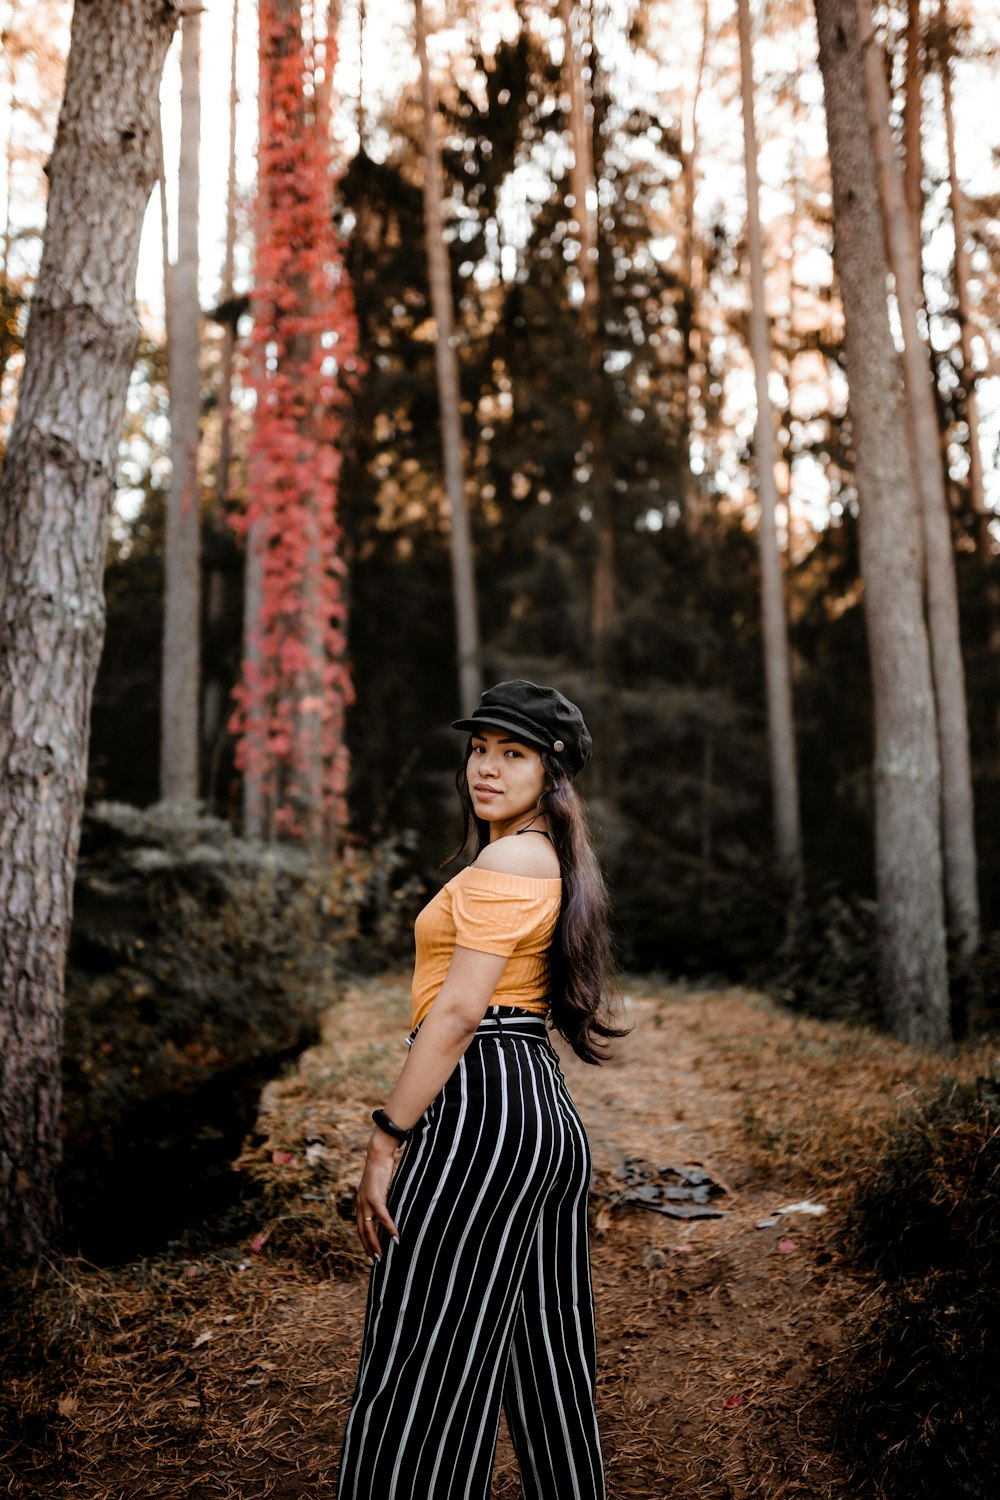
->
xmin=353 ymin=946 xmax=509 ymax=1264
xmin=355 ymin=1131 xmax=401 ymax=1262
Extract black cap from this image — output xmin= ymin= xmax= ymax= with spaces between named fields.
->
xmin=451 ymin=679 xmax=592 ymax=778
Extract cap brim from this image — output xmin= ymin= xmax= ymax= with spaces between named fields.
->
xmin=450 ymin=715 xmax=551 ymax=752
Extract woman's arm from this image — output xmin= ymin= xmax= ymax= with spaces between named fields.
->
xmin=354 ymin=943 xmax=509 ymax=1261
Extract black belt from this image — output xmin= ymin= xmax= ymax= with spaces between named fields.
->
xmin=407 ymin=1005 xmax=550 ymax=1047
xmin=474 ymin=1008 xmax=550 ymax=1042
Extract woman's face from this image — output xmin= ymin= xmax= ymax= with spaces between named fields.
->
xmin=466 ymin=726 xmax=547 ymax=837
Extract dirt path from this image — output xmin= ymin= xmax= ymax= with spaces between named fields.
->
xmin=10 ymin=971 xmax=981 ymax=1499
xmin=550 ymin=981 xmax=858 ymax=1499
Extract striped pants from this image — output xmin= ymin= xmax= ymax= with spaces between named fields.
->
xmin=336 ymin=1008 xmax=606 ymax=1500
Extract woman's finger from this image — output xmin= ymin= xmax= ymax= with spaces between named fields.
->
xmin=356 ymin=1198 xmax=399 ymax=1259
xmin=356 ymin=1205 xmax=381 ymax=1260
xmin=375 ymin=1204 xmax=400 ymax=1243
xmin=364 ymin=1198 xmax=399 ymax=1246
xmin=356 ymin=1201 xmax=387 ymax=1259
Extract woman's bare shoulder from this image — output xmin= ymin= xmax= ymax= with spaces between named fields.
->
xmin=473 ymin=834 xmax=560 ymax=880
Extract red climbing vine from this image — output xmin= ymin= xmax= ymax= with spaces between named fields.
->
xmin=230 ymin=0 xmax=360 ymax=843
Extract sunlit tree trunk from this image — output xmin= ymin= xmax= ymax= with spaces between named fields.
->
xmin=858 ymin=0 xmax=980 ymax=963
xmin=556 ymin=0 xmax=621 ymax=799
xmin=413 ymin=0 xmax=481 ymax=716
xmin=814 ymin=0 xmax=949 ymax=1045
xmin=0 ymin=32 xmax=14 ymax=282
xmin=737 ymin=0 xmax=802 ymax=888
xmin=937 ymin=0 xmax=989 ymax=547
xmin=0 ymin=15 xmax=21 ymax=394
xmin=558 ymin=0 xmax=599 ymax=338
xmin=157 ymin=110 xmax=171 ymax=344
xmin=679 ymin=0 xmax=711 ymax=534
xmin=0 ymin=0 xmax=178 ymax=1256
xmin=557 ymin=0 xmax=614 ymax=653
xmin=902 ymin=0 xmax=924 ymax=246
xmin=160 ymin=4 xmax=202 ymax=799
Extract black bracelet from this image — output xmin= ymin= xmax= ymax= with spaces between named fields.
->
xmin=371 ymin=1107 xmax=412 ymax=1144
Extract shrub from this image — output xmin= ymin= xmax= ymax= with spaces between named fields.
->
xmin=61 ymin=802 xmax=425 ymax=1259
xmin=838 ymin=1074 xmax=1000 ymax=1499
xmin=753 ymin=881 xmax=880 ymax=1025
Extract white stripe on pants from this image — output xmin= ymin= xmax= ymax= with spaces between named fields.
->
xmin=336 ymin=1007 xmax=606 ymax=1500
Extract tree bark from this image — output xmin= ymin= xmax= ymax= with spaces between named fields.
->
xmin=413 ymin=0 xmax=481 ymax=717
xmin=557 ymin=0 xmax=614 ymax=653
xmin=814 ymin=0 xmax=949 ymax=1045
xmin=0 ymin=0 xmax=178 ymax=1256
xmin=937 ymin=0 xmax=989 ymax=546
xmin=160 ymin=3 xmax=202 ymax=798
xmin=736 ymin=0 xmax=803 ymax=887
xmin=858 ymin=0 xmax=980 ymax=961
xmin=203 ymin=0 xmax=241 ymax=793
xmin=215 ymin=0 xmax=240 ymax=513
xmin=240 ymin=498 xmax=267 ymax=838
xmin=558 ymin=0 xmax=599 ymax=344
xmin=902 ymin=0 xmax=924 ymax=246
xmin=679 ymin=0 xmax=711 ymax=534
xmin=235 ymin=0 xmax=355 ymax=843
xmin=156 ymin=110 xmax=171 ymax=363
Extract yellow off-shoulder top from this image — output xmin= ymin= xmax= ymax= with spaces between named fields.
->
xmin=410 ymin=864 xmax=562 ymax=1029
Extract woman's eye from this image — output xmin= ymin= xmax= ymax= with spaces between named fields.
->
xmin=505 ymin=749 xmax=522 ymax=758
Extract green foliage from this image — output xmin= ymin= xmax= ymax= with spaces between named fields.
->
xmin=66 ymin=807 xmax=424 ymax=1140
xmin=839 ymin=1075 xmax=1000 ymax=1498
xmin=754 ymin=883 xmax=880 ymax=1024
xmin=62 ymin=804 xmax=424 ymax=1258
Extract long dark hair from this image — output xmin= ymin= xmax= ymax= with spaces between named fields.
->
xmin=445 ymin=745 xmax=626 ymax=1064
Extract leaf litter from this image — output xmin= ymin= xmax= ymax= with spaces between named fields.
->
xmin=2 ymin=971 xmax=997 ymax=1500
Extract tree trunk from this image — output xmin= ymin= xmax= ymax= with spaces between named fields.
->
xmin=232 ymin=0 xmax=355 ymax=843
xmin=557 ymin=0 xmax=614 ymax=652
xmin=937 ymin=0 xmax=989 ymax=546
xmin=858 ymin=0 xmax=980 ymax=961
xmin=813 ymin=0 xmax=949 ymax=1045
xmin=215 ymin=0 xmax=240 ymax=513
xmin=240 ymin=504 xmax=267 ymax=838
xmin=556 ymin=0 xmax=620 ymax=799
xmin=902 ymin=0 xmax=924 ymax=245
xmin=1 ymin=16 xmax=21 ymax=391
xmin=0 ymin=0 xmax=178 ymax=1257
xmin=203 ymin=0 xmax=241 ymax=793
xmin=413 ymin=0 xmax=481 ymax=717
xmin=737 ymin=0 xmax=803 ymax=887
xmin=679 ymin=0 xmax=711 ymax=534
xmin=157 ymin=111 xmax=171 ymax=359
xmin=558 ymin=0 xmax=599 ymax=343
xmin=160 ymin=4 xmax=202 ymax=799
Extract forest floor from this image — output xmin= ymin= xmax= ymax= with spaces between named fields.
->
xmin=4 ymin=973 xmax=996 ymax=1500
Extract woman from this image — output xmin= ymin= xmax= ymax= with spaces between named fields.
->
xmin=337 ymin=679 xmax=623 ymax=1500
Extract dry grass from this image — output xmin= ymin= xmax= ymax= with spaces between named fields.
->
xmin=3 ymin=974 xmax=997 ymax=1500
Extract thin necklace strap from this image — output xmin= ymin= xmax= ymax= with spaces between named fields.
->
xmin=515 ymin=826 xmax=553 ymax=841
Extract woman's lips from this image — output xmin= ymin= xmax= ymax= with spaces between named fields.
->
xmin=473 ymin=785 xmax=501 ymax=797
